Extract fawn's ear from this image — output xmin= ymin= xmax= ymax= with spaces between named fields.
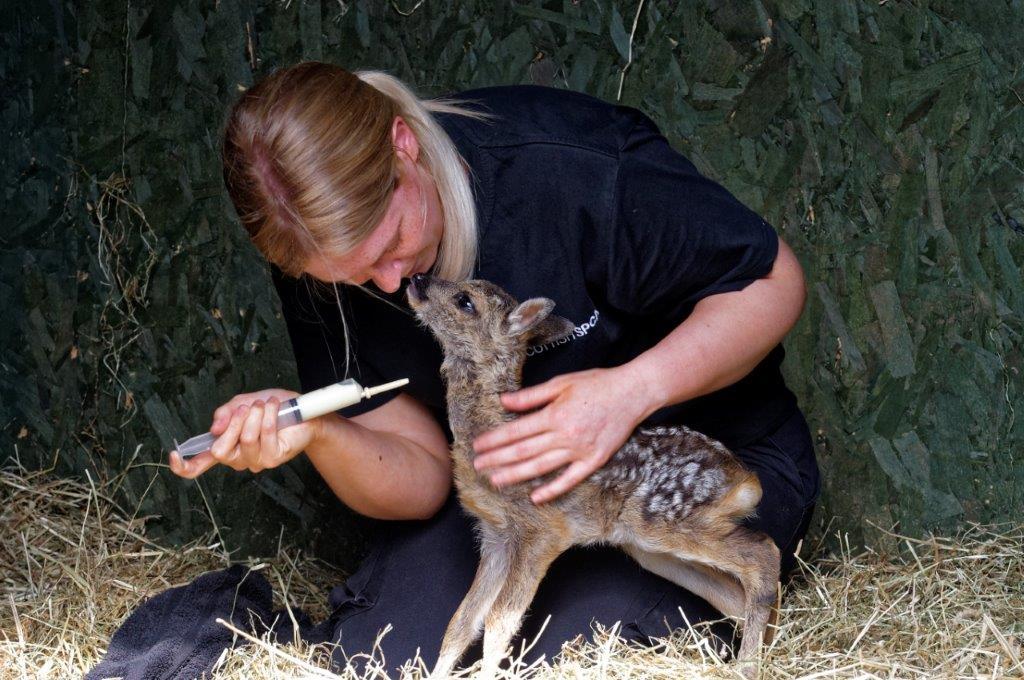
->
xmin=531 ymin=313 xmax=576 ymax=345
xmin=507 ymin=298 xmax=555 ymax=336
xmin=507 ymin=298 xmax=575 ymax=343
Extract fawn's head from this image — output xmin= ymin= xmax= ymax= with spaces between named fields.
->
xmin=406 ymin=274 xmax=574 ymax=365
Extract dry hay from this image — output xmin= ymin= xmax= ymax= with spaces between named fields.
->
xmin=1 ymin=458 xmax=1021 ymax=679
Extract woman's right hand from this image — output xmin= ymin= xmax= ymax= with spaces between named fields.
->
xmin=169 ymin=388 xmax=319 ymax=479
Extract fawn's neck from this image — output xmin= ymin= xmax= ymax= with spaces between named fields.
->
xmin=441 ymin=350 xmax=525 ymax=455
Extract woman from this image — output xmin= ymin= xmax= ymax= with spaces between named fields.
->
xmin=170 ymin=62 xmax=820 ymax=671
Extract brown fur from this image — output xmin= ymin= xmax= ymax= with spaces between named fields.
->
xmin=407 ymin=275 xmax=780 ymax=679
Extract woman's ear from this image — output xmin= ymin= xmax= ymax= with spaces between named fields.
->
xmin=391 ymin=115 xmax=420 ymax=164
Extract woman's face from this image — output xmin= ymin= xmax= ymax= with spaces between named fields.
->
xmin=303 ymin=121 xmax=444 ymax=293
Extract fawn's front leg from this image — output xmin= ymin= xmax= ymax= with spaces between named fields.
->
xmin=432 ymin=535 xmax=512 ymax=678
xmin=478 ymin=536 xmax=565 ymax=678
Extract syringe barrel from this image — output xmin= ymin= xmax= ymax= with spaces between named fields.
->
xmin=275 ymin=399 xmax=303 ymax=428
xmin=176 ymin=399 xmax=302 ymax=459
xmin=293 ymin=379 xmax=365 ymax=420
xmin=174 ymin=379 xmax=373 ymax=460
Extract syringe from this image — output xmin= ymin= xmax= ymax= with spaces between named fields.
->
xmin=172 ymin=378 xmax=410 ymax=459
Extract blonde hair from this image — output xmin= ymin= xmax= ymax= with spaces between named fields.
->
xmin=221 ymin=62 xmax=489 ymax=280
xmin=220 ymin=62 xmax=492 ymax=378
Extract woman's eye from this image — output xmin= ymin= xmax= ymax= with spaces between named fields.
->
xmin=454 ymin=293 xmax=476 ymax=314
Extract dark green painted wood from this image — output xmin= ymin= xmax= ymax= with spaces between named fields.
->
xmin=3 ymin=0 xmax=1022 ymax=557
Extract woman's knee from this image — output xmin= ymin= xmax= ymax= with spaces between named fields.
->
xmin=733 ymin=410 xmax=820 ymax=575
xmin=327 ymin=494 xmax=481 ymax=671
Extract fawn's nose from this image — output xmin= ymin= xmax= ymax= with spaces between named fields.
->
xmin=410 ymin=272 xmax=430 ymax=299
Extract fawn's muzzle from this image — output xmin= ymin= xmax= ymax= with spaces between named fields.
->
xmin=408 ymin=272 xmax=431 ymax=303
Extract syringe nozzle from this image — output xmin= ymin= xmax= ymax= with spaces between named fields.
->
xmin=363 ymin=378 xmax=410 ymax=398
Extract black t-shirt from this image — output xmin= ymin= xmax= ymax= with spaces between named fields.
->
xmin=271 ymin=85 xmax=798 ymax=451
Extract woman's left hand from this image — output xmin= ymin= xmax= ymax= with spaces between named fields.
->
xmin=471 ymin=365 xmax=656 ymax=504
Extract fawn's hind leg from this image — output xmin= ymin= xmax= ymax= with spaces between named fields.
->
xmin=634 ymin=529 xmax=779 ymax=678
xmin=724 ymin=533 xmax=779 ymax=666
xmin=622 ymin=545 xmax=746 ymax=619
xmin=432 ymin=534 xmax=512 ymax=678
xmin=701 ymin=531 xmax=778 ymax=677
xmin=478 ymin=536 xmax=565 ymax=678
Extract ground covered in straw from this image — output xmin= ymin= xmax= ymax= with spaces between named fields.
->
xmin=2 ymin=461 xmax=1022 ymax=679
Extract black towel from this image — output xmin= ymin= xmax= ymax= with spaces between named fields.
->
xmin=87 ymin=565 xmax=330 ymax=680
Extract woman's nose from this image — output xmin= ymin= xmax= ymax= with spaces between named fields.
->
xmin=371 ymin=259 xmax=405 ymax=293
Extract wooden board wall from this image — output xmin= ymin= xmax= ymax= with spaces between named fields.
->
xmin=2 ymin=0 xmax=1022 ymax=558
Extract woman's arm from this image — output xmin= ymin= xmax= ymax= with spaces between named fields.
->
xmin=471 ymin=236 xmax=806 ymax=503
xmin=310 ymin=394 xmax=452 ymax=520
xmin=625 ymin=235 xmax=807 ymax=420
xmin=170 ymin=391 xmax=452 ymax=521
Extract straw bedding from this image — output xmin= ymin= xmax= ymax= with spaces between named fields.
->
xmin=2 ymin=460 xmax=1021 ymax=679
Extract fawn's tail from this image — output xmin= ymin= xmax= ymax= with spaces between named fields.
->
xmin=715 ymin=470 xmax=763 ymax=523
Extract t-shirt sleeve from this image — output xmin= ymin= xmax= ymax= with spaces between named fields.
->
xmin=591 ymin=110 xmax=779 ymax=321
xmin=270 ymin=265 xmax=401 ymax=418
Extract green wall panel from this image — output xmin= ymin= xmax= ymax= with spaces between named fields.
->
xmin=3 ymin=0 xmax=1022 ymax=558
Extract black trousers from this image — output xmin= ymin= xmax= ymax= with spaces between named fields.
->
xmin=327 ymin=407 xmax=821 ymax=672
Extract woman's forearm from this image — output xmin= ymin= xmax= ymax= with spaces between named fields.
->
xmin=305 ymin=413 xmax=452 ymax=520
xmin=625 ymin=237 xmax=807 ymax=419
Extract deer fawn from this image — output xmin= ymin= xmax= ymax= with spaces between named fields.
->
xmin=406 ymin=273 xmax=780 ymax=679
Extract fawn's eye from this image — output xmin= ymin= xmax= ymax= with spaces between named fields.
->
xmin=454 ymin=292 xmax=476 ymax=315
